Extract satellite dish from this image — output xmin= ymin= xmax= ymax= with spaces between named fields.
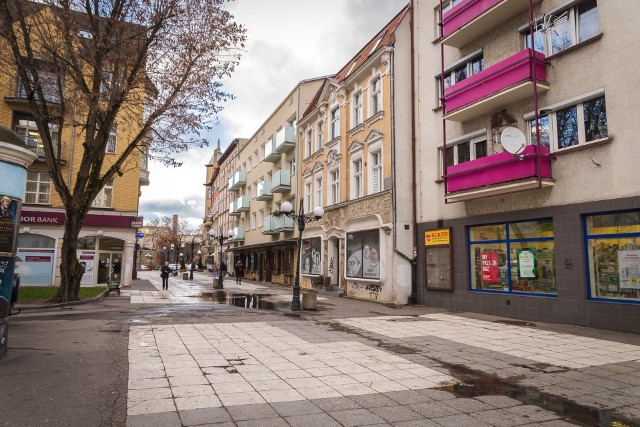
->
xmin=501 ymin=127 xmax=526 ymax=155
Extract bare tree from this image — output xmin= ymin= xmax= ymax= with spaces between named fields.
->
xmin=0 ymin=1 xmax=245 ymax=301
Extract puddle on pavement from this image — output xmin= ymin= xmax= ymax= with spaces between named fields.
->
xmin=442 ymin=363 xmax=638 ymax=427
xmin=197 ymin=291 xmax=276 ymax=310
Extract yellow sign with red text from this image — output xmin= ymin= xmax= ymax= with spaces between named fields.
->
xmin=424 ymin=229 xmax=450 ymax=246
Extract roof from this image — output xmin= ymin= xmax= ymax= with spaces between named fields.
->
xmin=302 ymin=3 xmax=410 ymax=119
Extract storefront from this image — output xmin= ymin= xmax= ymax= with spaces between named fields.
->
xmin=230 ymin=240 xmax=296 ymax=285
xmin=417 ymin=197 xmax=640 ymax=333
xmin=18 ymin=209 xmax=142 ymax=287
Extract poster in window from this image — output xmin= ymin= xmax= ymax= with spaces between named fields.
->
xmin=517 ymin=248 xmax=537 ymax=279
xmin=481 ymin=251 xmax=499 ymax=283
xmin=618 ymin=250 xmax=640 ymax=289
xmin=0 ymin=196 xmax=19 ymax=254
xmin=346 ymin=233 xmax=362 ymax=278
xmin=362 ymin=231 xmax=380 ymax=279
xmin=302 ymin=238 xmax=321 ymax=275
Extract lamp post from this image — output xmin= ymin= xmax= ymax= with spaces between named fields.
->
xmin=188 ymin=235 xmax=199 ymax=280
xmin=162 ymin=246 xmax=167 ymax=264
xmin=170 ymin=243 xmax=175 ymax=264
xmin=274 ymin=199 xmax=324 ymax=311
xmin=209 ymin=228 xmax=233 ymax=289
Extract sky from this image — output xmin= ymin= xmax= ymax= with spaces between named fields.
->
xmin=138 ymin=0 xmax=408 ymax=228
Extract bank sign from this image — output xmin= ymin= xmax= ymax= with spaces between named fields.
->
xmin=424 ymin=229 xmax=450 ymax=246
xmin=21 ymin=210 xmax=143 ymax=228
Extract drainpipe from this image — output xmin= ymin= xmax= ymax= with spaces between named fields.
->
xmin=390 ymin=12 xmax=417 ymax=306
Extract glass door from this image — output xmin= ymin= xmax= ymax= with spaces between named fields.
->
xmin=97 ymin=252 xmax=123 ymax=284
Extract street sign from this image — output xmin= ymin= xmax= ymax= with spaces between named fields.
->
xmin=135 ymin=232 xmax=144 ymax=238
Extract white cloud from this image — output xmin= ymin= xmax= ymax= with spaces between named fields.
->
xmin=140 ymin=0 xmax=408 ymax=227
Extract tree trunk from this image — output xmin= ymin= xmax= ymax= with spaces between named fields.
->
xmin=53 ymin=213 xmax=83 ymax=303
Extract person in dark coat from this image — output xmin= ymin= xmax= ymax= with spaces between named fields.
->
xmin=219 ymin=261 xmax=227 ymax=282
xmin=235 ymin=260 xmax=244 ymax=285
xmin=160 ymin=261 xmax=171 ymax=290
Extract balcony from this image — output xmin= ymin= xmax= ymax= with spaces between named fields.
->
xmin=228 ymin=227 xmax=245 ymax=243
xmin=445 ymin=145 xmax=554 ymax=202
xmin=256 ymin=180 xmax=273 ymax=201
xmin=274 ymin=126 xmax=296 ymax=154
xmin=229 ymin=200 xmax=239 ymax=216
xmin=236 ymin=196 xmax=250 ymax=213
xmin=444 ymin=49 xmax=548 ymax=122
xmin=271 ymin=169 xmax=291 ymax=193
xmin=228 ymin=170 xmax=246 ymax=191
xmin=20 ymin=136 xmax=60 ymax=160
xmin=442 ymin=0 xmax=542 ymax=48
xmin=276 ymin=215 xmax=294 ymax=232
xmin=262 ymin=215 xmax=280 ymax=235
xmin=139 ymin=169 xmax=150 ymax=186
xmin=263 ymin=139 xmax=280 ymax=163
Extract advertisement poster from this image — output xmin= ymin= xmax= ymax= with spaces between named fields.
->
xmin=0 ymin=196 xmax=18 ymax=254
xmin=517 ymin=248 xmax=538 ymax=279
xmin=424 ymin=229 xmax=450 ymax=246
xmin=481 ymin=251 xmax=499 ymax=283
xmin=537 ymin=251 xmax=554 ymax=284
xmin=301 ymin=238 xmax=321 ymax=275
xmin=618 ymin=250 xmax=640 ymax=289
xmin=17 ymin=249 xmax=55 ymax=285
xmin=78 ymin=252 xmax=95 ymax=286
xmin=347 ymin=231 xmax=380 ymax=279
xmin=0 ymin=256 xmax=14 ymax=318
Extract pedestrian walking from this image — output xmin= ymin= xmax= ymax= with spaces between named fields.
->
xmin=235 ymin=260 xmax=244 ymax=285
xmin=212 ymin=262 xmax=219 ymax=279
xmin=160 ymin=261 xmax=171 ymax=290
xmin=219 ymin=261 xmax=227 ymax=282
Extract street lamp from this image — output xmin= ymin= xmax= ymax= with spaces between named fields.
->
xmin=188 ymin=235 xmax=200 ymax=280
xmin=170 ymin=243 xmax=175 ymax=264
xmin=162 ymin=246 xmax=167 ymax=263
xmin=274 ymin=199 xmax=324 ymax=311
xmin=209 ymin=227 xmax=234 ymax=289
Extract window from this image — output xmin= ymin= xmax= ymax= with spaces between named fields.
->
xmin=92 ymin=178 xmax=114 ymax=208
xmin=352 ymin=158 xmax=363 ymax=199
xmin=100 ymin=71 xmax=113 ymax=100
xmin=316 ymin=121 xmax=324 ymax=151
xmin=436 ymin=54 xmax=483 ymax=106
xmin=25 ymin=171 xmax=51 ymax=204
xmin=439 ymin=132 xmax=488 ymax=177
xmin=469 ymin=220 xmax=556 ymax=295
xmin=15 ymin=119 xmax=59 ymax=157
xmin=258 ymin=209 xmax=263 ymax=228
xmin=331 ymin=108 xmax=340 ymax=139
xmin=251 ymin=212 xmax=256 ymax=230
xmin=301 ymin=238 xmax=321 ymax=275
xmin=306 ymin=129 xmax=313 ymax=157
xmin=347 ymin=230 xmax=380 ymax=279
xmin=286 ymin=159 xmax=296 ymax=176
xmin=273 ymin=250 xmax=281 ymax=274
xmin=140 ymin=146 xmax=149 ymax=171
xmin=315 ymin=175 xmax=323 ymax=207
xmin=329 ymin=169 xmax=340 ymax=205
xmin=304 ymin=180 xmax=312 ymax=212
xmin=353 ymin=91 xmax=363 ymax=127
xmin=523 ymin=0 xmax=600 ymax=56
xmin=370 ymin=77 xmax=382 ymax=116
xmin=529 ymin=95 xmax=607 ymax=151
xmin=106 ymin=124 xmax=117 ymax=153
xmin=283 ymin=249 xmax=294 ymax=274
xmin=260 ymin=143 xmax=265 ymax=160
xmin=586 ymin=211 xmax=640 ymax=303
xmin=369 ymin=150 xmax=382 ymax=194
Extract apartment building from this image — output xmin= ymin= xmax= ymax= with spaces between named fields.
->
xmin=221 ymin=79 xmax=325 ymax=285
xmin=413 ymin=0 xmax=640 ymax=331
xmin=0 ymin=9 xmax=148 ymax=288
xmin=205 ymin=138 xmax=244 ymax=268
xmin=296 ymin=5 xmax=414 ymax=303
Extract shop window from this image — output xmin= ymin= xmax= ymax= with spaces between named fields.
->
xmin=283 ymin=249 xmax=294 ymax=274
xmin=273 ymin=250 xmax=281 ymax=274
xmin=469 ymin=219 xmax=556 ymax=295
xmin=586 ymin=211 xmax=640 ymax=303
xmin=346 ymin=230 xmax=380 ymax=279
xmin=301 ymin=237 xmax=321 ymax=276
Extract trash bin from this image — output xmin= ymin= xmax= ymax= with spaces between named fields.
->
xmin=182 ymin=272 xmax=189 ymax=280
xmin=302 ymin=289 xmax=317 ymax=310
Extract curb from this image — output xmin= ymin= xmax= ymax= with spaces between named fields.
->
xmin=15 ymin=288 xmax=113 ymax=311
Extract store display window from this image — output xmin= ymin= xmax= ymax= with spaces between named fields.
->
xmin=585 ymin=211 xmax=640 ymax=303
xmin=346 ymin=230 xmax=380 ymax=279
xmin=301 ymin=238 xmax=321 ymax=276
xmin=469 ymin=219 xmax=556 ymax=295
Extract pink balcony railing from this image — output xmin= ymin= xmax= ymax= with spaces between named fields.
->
xmin=444 ymin=49 xmax=547 ymax=120
xmin=446 ymin=145 xmax=552 ymax=194
xmin=441 ymin=0 xmax=540 ymax=48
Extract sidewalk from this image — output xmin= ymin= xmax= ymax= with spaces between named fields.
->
xmin=123 ymin=271 xmax=640 ymax=427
